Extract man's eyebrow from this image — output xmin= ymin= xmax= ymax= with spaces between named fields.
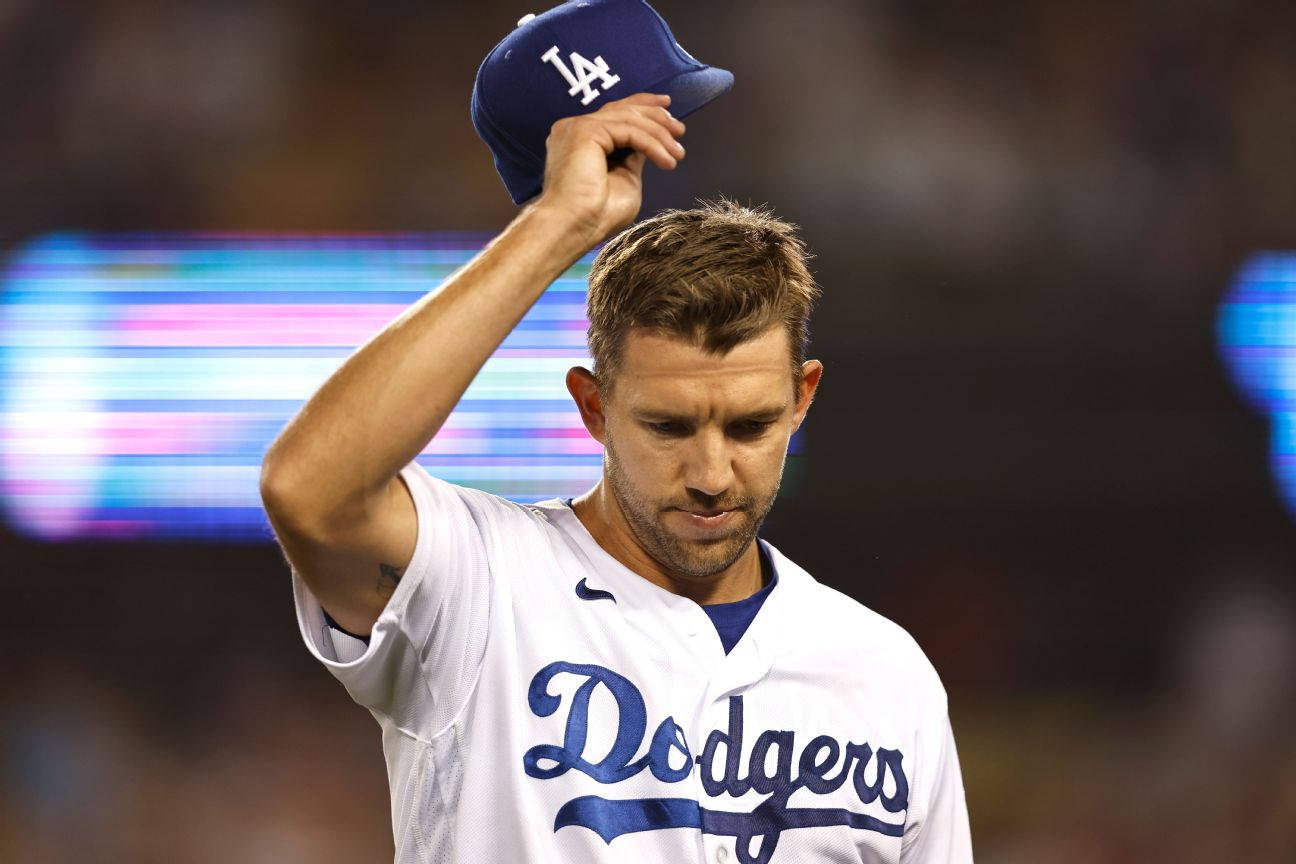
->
xmin=632 ymin=406 xmax=787 ymax=422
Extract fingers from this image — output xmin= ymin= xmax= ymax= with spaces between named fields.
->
xmin=605 ymin=92 xmax=687 ymax=138
xmin=550 ymin=94 xmax=683 ymax=166
xmin=592 ymin=119 xmax=679 ymax=170
xmin=604 ymin=112 xmax=684 ymax=168
xmin=615 ymin=150 xmax=648 ymax=178
xmin=586 ymin=98 xmax=686 ymax=170
xmin=550 ymin=116 xmax=679 ymax=171
xmin=621 ymin=91 xmax=670 ymax=104
xmin=620 ymin=101 xmax=687 ymax=141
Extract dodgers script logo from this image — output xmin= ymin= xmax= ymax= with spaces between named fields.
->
xmin=540 ymin=45 xmax=621 ymax=105
xmin=523 ymin=661 xmax=909 ymax=864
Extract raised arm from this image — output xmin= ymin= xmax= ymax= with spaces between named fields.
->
xmin=259 ymin=92 xmax=686 ymax=636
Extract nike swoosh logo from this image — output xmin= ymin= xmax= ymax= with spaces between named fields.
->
xmin=575 ymin=578 xmax=616 ymax=604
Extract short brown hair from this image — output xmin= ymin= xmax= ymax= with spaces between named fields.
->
xmin=586 ymin=196 xmax=820 ymax=398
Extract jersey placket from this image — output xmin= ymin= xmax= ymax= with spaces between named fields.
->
xmin=541 ymin=502 xmax=795 ymax=863
xmin=682 ymin=609 xmax=774 ymax=864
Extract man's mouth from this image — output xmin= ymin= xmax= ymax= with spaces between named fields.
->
xmin=666 ymin=506 xmax=745 ymax=539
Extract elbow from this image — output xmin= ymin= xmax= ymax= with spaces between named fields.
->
xmin=261 ymin=461 xmax=337 ymax=545
xmin=259 ymin=451 xmax=373 ymax=541
xmin=259 ymin=452 xmax=316 ymax=534
xmin=259 ymin=442 xmax=294 ymax=505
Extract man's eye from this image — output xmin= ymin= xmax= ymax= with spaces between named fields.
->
xmin=649 ymin=421 xmax=687 ymax=435
xmin=730 ymin=421 xmax=773 ymax=437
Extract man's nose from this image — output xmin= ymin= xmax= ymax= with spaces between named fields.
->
xmin=682 ymin=428 xmax=734 ymax=498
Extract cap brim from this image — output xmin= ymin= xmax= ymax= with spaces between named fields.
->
xmin=659 ymin=66 xmax=734 ymax=118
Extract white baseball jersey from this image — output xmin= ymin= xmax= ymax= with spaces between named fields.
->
xmin=293 ymin=461 xmax=973 ymax=863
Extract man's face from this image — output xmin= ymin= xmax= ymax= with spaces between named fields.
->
xmin=593 ymin=325 xmax=819 ymax=585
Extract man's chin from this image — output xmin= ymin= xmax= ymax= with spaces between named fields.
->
xmin=660 ymin=529 xmax=753 ymax=577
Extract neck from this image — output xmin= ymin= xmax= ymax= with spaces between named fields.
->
xmin=570 ymin=480 xmax=763 ymax=605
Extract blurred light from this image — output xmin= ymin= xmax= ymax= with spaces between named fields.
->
xmin=1 ymin=233 xmax=808 ymax=543
xmin=0 ymin=233 xmax=606 ymax=541
xmin=1218 ymin=252 xmax=1296 ymax=518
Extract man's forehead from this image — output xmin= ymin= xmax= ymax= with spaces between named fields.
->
xmin=618 ymin=326 xmax=791 ymax=379
xmin=612 ymin=327 xmax=794 ymax=414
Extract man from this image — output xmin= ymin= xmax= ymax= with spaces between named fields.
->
xmin=261 ymin=92 xmax=973 ymax=863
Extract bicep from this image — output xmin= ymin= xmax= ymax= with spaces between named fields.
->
xmin=265 ymin=472 xmax=418 ymax=637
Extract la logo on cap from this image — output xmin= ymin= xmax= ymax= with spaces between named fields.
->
xmin=473 ymin=0 xmax=733 ymax=204
xmin=540 ymin=45 xmax=621 ymax=105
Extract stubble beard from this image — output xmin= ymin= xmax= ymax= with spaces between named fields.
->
xmin=602 ymin=435 xmax=783 ymax=583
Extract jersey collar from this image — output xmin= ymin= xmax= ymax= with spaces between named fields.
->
xmin=532 ymin=497 xmax=811 ymax=690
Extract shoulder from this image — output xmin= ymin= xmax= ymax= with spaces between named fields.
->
xmin=399 ymin=461 xmax=558 ymax=535
xmin=766 ymin=541 xmax=948 ymax=709
xmin=395 ymin=462 xmax=581 ymax=589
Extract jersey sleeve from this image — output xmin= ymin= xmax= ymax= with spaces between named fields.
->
xmin=291 ymin=460 xmax=503 ymax=736
xmin=899 ymin=698 xmax=974 ymax=863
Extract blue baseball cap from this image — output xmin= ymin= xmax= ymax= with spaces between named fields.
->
xmin=471 ymin=0 xmax=734 ymax=204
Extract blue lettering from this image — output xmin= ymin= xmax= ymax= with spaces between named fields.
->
xmin=523 ymin=661 xmax=647 ymax=783
xmin=647 ymin=717 xmax=692 ymax=783
xmin=748 ymin=729 xmax=794 ymax=796
xmin=699 ymin=694 xmax=751 ymax=797
xmin=849 ymin=742 xmax=909 ymax=812
xmin=796 ymin=735 xmax=843 ymax=794
xmin=523 ymin=662 xmax=910 ymax=861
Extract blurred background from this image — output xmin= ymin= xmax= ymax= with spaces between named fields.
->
xmin=2 ymin=0 xmax=1295 ymax=861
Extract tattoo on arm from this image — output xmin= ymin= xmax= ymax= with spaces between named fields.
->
xmin=377 ymin=562 xmax=403 ymax=601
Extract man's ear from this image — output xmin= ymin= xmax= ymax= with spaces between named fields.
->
xmin=791 ymin=360 xmax=823 ymax=434
xmin=566 ymin=366 xmax=608 ymax=444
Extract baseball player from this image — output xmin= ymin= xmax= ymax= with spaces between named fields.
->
xmin=260 ymin=2 xmax=972 ymax=862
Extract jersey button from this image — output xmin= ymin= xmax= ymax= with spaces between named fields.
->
xmin=717 ymin=846 xmax=729 ymax=863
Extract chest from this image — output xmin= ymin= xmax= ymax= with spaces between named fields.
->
xmin=490 ymin=595 xmax=913 ymax=864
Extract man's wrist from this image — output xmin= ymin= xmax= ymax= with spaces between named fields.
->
xmin=512 ymin=199 xmax=603 ymax=275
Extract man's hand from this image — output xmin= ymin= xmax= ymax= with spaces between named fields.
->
xmin=533 ymin=92 xmax=687 ymax=249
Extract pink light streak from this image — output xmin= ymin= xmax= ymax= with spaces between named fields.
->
xmin=113 ymin=305 xmax=590 ymax=347
xmin=116 ymin=304 xmax=408 ymax=346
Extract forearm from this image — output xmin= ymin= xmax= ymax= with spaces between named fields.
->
xmin=261 ymin=201 xmax=592 ymax=526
